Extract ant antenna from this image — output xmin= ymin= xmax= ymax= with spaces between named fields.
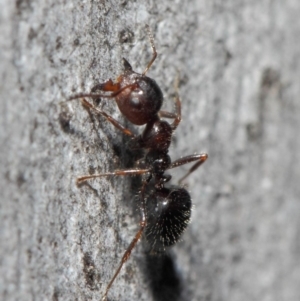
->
xmin=170 ymin=74 xmax=181 ymax=130
xmin=142 ymin=25 xmax=157 ymax=76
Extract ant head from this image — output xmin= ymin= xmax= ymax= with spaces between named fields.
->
xmin=115 ymin=70 xmax=163 ymax=126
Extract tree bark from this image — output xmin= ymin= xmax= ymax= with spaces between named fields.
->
xmin=1 ymin=1 xmax=300 ymax=301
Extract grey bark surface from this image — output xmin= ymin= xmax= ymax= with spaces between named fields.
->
xmin=1 ymin=1 xmax=300 ymax=301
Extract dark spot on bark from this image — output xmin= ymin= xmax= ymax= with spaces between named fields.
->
xmin=232 ymin=251 xmax=243 ymax=263
xmin=27 ymin=249 xmax=32 ymax=263
xmin=247 ymin=226 xmax=257 ymax=239
xmin=225 ymin=49 xmax=232 ymax=65
xmin=119 ymin=29 xmax=134 ymax=44
xmin=88 ymin=164 xmax=96 ymax=175
xmin=5 ymin=171 xmax=10 ymax=181
xmin=48 ymin=55 xmax=54 ymax=64
xmin=28 ymin=28 xmax=38 ymax=40
xmin=73 ymin=38 xmax=80 ymax=46
xmin=16 ymin=172 xmax=26 ymax=187
xmin=83 ymin=252 xmax=100 ymax=289
xmin=56 ymin=36 xmax=62 ymax=50
xmin=120 ymin=0 xmax=128 ymax=6
xmin=216 ymin=39 xmax=232 ymax=66
xmin=229 ymin=232 xmax=240 ymax=244
xmin=255 ymin=68 xmax=282 ymax=141
xmin=52 ymin=288 xmax=59 ymax=301
xmin=210 ymin=192 xmax=221 ymax=207
xmin=16 ymin=0 xmax=32 ymax=15
xmin=30 ymin=118 xmax=38 ymax=144
xmin=246 ymin=122 xmax=262 ymax=141
xmin=125 ymin=264 xmax=135 ymax=281
xmin=229 ymin=278 xmax=238 ymax=288
xmin=42 ymin=170 xmax=48 ymax=180
xmin=59 ymin=106 xmax=73 ymax=134
xmin=261 ymin=68 xmax=280 ymax=89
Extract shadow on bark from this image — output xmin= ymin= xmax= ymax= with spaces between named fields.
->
xmin=144 ymin=251 xmax=182 ymax=301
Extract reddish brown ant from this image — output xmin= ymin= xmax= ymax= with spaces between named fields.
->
xmin=68 ymin=25 xmax=208 ymax=301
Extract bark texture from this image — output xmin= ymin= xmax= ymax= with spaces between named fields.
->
xmin=1 ymin=1 xmax=300 ymax=301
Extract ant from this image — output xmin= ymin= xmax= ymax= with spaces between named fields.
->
xmin=68 ymin=25 xmax=208 ymax=301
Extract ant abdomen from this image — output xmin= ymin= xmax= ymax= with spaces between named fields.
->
xmin=115 ymin=69 xmax=163 ymax=125
xmin=145 ymin=187 xmax=192 ymax=252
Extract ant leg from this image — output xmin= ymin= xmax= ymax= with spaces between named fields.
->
xmin=168 ymin=153 xmax=208 ymax=183
xmin=101 ymin=219 xmax=146 ymax=301
xmin=101 ymin=179 xmax=149 ymax=301
xmin=76 ymin=168 xmax=150 ymax=185
xmin=158 ymin=95 xmax=181 ymax=130
xmin=168 ymin=153 xmax=208 ymax=170
xmin=142 ymin=25 xmax=157 ymax=76
xmin=68 ymin=83 xmax=139 ymax=136
xmin=158 ymin=111 xmax=177 ymax=119
xmin=171 ymin=76 xmax=181 ymax=130
xmin=158 ymin=79 xmax=181 ymax=130
xmin=77 ymin=98 xmax=136 ymax=137
xmin=68 ymin=83 xmax=138 ymax=102
xmin=91 ymin=79 xmax=121 ymax=93
xmin=171 ymin=94 xmax=181 ymax=130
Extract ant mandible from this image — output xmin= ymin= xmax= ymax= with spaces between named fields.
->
xmin=69 ymin=25 xmax=208 ymax=301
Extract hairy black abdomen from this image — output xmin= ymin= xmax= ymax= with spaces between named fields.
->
xmin=145 ymin=187 xmax=192 ymax=252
